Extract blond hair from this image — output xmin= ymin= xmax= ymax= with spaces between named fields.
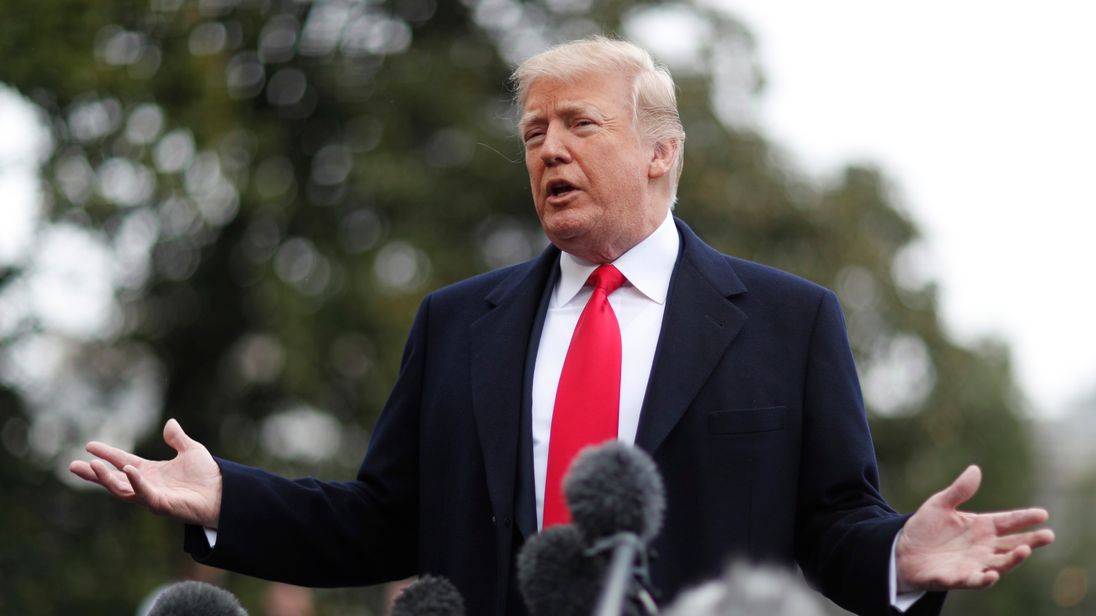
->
xmin=511 ymin=36 xmax=686 ymax=201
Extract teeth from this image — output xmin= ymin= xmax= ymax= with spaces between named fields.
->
xmin=550 ymin=183 xmax=572 ymax=196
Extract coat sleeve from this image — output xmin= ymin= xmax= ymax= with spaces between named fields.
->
xmin=793 ymin=290 xmax=945 ymax=616
xmin=184 ymin=297 xmax=435 ymax=587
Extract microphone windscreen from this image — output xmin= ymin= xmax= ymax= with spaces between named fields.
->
xmin=390 ymin=575 xmax=466 ymax=616
xmin=517 ymin=524 xmax=607 ymax=616
xmin=147 ymin=580 xmax=247 ymax=616
xmin=563 ymin=441 xmax=665 ymax=542
xmin=662 ymin=562 xmax=826 ymax=616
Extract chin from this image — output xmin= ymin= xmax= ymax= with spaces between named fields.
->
xmin=542 ymin=228 xmax=582 ymax=252
xmin=542 ymin=214 xmax=588 ymax=242
xmin=545 ymin=232 xmax=583 ymax=254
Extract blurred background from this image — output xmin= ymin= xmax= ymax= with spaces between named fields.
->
xmin=0 ymin=0 xmax=1092 ymax=614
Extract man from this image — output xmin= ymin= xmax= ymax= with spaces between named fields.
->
xmin=70 ymin=37 xmax=1053 ymax=616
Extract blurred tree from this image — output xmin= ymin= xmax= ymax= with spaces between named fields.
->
xmin=0 ymin=0 xmax=1050 ymax=614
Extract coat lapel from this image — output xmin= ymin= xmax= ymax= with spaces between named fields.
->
xmin=467 ymin=219 xmax=747 ymax=517
xmin=635 ymin=219 xmax=748 ymax=454
xmin=469 ymin=247 xmax=559 ymax=522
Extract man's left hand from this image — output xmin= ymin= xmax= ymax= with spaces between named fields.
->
xmin=895 ymin=465 xmax=1055 ymax=592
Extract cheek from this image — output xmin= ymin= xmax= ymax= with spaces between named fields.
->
xmin=598 ymin=162 xmax=646 ymax=195
xmin=525 ymin=150 xmax=542 ymax=174
xmin=526 ymin=165 xmax=542 ymax=196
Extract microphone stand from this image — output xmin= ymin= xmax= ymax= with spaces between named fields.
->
xmin=588 ymin=533 xmax=657 ymax=616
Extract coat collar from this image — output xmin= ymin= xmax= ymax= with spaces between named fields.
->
xmin=470 ymin=246 xmax=559 ymax=525
xmin=633 ymin=218 xmax=748 ymax=453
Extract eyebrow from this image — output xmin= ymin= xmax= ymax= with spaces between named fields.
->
xmin=519 ymin=101 xmax=607 ymax=133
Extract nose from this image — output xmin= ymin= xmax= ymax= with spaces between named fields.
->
xmin=539 ymin=124 xmax=572 ymax=166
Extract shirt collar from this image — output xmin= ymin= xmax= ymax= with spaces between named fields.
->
xmin=554 ymin=212 xmax=679 ymax=307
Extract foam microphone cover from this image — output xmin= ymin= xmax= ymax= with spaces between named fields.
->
xmin=661 ymin=562 xmax=826 ymax=616
xmin=563 ymin=441 xmax=665 ymax=543
xmin=517 ymin=524 xmax=607 ymax=616
xmin=390 ymin=575 xmax=466 ymax=616
xmin=147 ymin=580 xmax=247 ymax=616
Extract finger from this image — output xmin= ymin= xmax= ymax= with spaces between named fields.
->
xmin=163 ymin=418 xmax=197 ymax=454
xmin=123 ymin=465 xmax=160 ymax=510
xmin=69 ymin=460 xmax=100 ymax=483
xmin=966 ymin=569 xmax=1000 ymax=589
xmin=929 ymin=567 xmax=999 ymax=590
xmin=992 ymin=528 xmax=1056 ymax=552
xmin=982 ymin=508 xmax=1050 ymax=534
xmin=933 ymin=465 xmax=982 ymax=509
xmin=983 ymin=544 xmax=1032 ymax=573
xmin=90 ymin=459 xmax=136 ymax=499
xmin=86 ymin=441 xmax=145 ymax=472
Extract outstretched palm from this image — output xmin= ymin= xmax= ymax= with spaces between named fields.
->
xmin=896 ymin=465 xmax=1055 ymax=592
xmin=69 ymin=419 xmax=222 ymax=528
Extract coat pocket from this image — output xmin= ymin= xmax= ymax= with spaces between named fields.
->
xmin=708 ymin=406 xmax=787 ymax=434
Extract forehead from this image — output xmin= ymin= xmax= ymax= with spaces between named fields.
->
xmin=520 ymin=72 xmax=634 ymax=121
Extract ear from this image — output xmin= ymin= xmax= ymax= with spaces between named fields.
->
xmin=648 ymin=139 xmax=677 ymax=180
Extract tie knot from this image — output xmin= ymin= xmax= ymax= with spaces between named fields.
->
xmin=588 ymin=264 xmax=625 ymax=295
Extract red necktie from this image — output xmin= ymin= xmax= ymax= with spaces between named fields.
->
xmin=543 ymin=264 xmax=626 ymax=527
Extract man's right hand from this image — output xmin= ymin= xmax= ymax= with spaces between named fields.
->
xmin=69 ymin=418 xmax=223 ymax=529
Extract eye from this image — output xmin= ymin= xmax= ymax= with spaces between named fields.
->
xmin=523 ymin=128 xmax=545 ymax=146
xmin=574 ymin=118 xmax=596 ymax=128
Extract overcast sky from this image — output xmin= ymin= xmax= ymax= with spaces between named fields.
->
xmin=712 ymin=0 xmax=1096 ymax=417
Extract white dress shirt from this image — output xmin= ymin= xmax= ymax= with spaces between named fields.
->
xmin=531 ymin=212 xmax=679 ymax=530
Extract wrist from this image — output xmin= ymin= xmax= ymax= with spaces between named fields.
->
xmin=894 ymin=529 xmax=917 ymax=594
xmin=206 ymin=470 xmax=223 ymax=529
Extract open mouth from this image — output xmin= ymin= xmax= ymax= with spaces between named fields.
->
xmin=548 ymin=180 xmax=576 ymax=198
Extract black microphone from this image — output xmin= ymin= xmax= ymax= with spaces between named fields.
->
xmin=390 ymin=575 xmax=466 ymax=616
xmin=516 ymin=523 xmax=609 ymax=616
xmin=562 ymin=441 xmax=665 ymax=616
xmin=147 ymin=580 xmax=247 ymax=616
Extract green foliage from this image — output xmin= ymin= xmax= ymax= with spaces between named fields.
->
xmin=0 ymin=0 xmax=1055 ymax=614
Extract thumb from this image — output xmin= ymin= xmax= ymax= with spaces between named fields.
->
xmin=163 ymin=418 xmax=198 ymax=454
xmin=933 ymin=464 xmax=982 ymax=510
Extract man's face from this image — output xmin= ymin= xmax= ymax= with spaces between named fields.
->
xmin=520 ymin=71 xmax=671 ymax=263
